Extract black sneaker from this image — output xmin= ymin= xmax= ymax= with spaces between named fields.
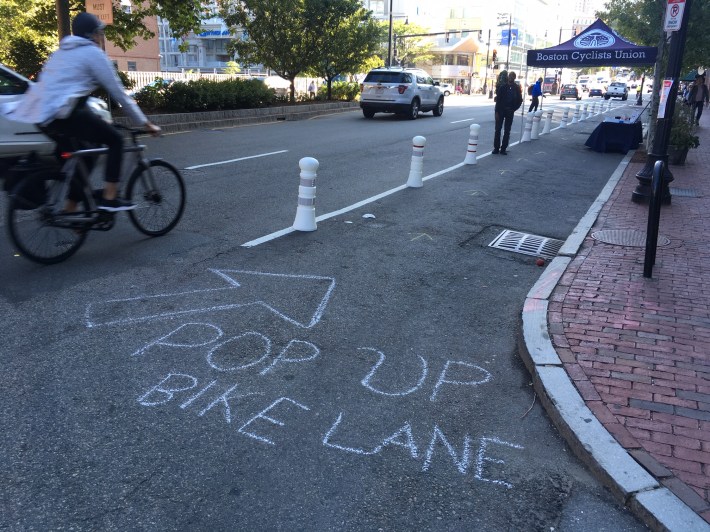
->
xmin=492 ymin=149 xmax=499 ymax=154
xmin=500 ymin=149 xmax=508 ymax=155
xmin=98 ymin=197 xmax=136 ymax=212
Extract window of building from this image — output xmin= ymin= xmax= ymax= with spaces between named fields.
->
xmin=127 ymin=61 xmax=137 ymax=71
xmin=457 ymin=55 xmax=469 ymax=66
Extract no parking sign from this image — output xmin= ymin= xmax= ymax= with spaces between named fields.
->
xmin=664 ymin=0 xmax=686 ymax=32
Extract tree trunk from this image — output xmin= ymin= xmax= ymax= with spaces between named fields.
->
xmin=56 ymin=0 xmax=71 ymax=41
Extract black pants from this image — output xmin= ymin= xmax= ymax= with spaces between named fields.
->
xmin=693 ymin=101 xmax=705 ymax=123
xmin=494 ymin=109 xmax=515 ymax=151
xmin=528 ymin=95 xmax=539 ymax=112
xmin=44 ymin=103 xmax=123 ymax=183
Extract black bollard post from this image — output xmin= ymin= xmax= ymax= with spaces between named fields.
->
xmin=643 ymin=160 xmax=665 ymax=278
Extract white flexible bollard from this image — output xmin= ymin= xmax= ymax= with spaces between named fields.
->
xmin=521 ymin=112 xmax=533 ymax=142
xmin=560 ymin=108 xmax=569 ymax=128
xmin=541 ymin=109 xmax=553 ymax=135
xmin=571 ymin=104 xmax=580 ymax=124
xmin=464 ymin=124 xmax=480 ymax=165
xmin=580 ymin=103 xmax=588 ymax=121
xmin=406 ymin=135 xmax=426 ymax=188
xmin=606 ymin=99 xmax=613 ymax=112
xmin=531 ymin=109 xmax=543 ymax=140
xmin=292 ymin=157 xmax=318 ymax=231
xmin=589 ymin=101 xmax=597 ymax=118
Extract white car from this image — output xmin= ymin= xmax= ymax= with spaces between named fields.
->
xmin=438 ymin=83 xmax=454 ymax=96
xmin=1 ymin=63 xmax=111 ymax=162
xmin=0 ymin=64 xmax=54 ymax=160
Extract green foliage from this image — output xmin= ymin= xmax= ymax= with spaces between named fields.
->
xmin=669 ymin=102 xmax=700 ymax=149
xmin=134 ymin=78 xmax=276 ymax=113
xmin=319 ymin=81 xmax=359 ymax=101
xmin=598 ymin=0 xmax=709 ymax=73
xmin=224 ymin=61 xmax=241 ymax=74
xmin=303 ymin=0 xmax=382 ymax=99
xmin=219 ymin=0 xmax=319 ymax=102
xmin=386 ymin=21 xmax=435 ymax=66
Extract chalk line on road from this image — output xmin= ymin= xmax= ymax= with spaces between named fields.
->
xmin=185 ymin=150 xmax=288 ymax=170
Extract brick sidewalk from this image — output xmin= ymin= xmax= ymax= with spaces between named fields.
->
xmin=548 ymin=112 xmax=710 ymax=523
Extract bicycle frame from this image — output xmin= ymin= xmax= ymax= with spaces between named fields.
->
xmin=47 ymin=136 xmax=153 ymax=227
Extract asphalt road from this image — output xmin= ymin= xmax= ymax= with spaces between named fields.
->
xmin=0 ymin=97 xmax=647 ymax=530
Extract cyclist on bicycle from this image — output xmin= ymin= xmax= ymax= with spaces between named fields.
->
xmin=3 ymin=12 xmax=161 ymax=211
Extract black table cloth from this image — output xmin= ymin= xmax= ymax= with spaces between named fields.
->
xmin=585 ymin=120 xmax=643 ymax=154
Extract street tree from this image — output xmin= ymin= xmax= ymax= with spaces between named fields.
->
xmin=385 ymin=21 xmax=434 ymax=67
xmin=219 ymin=0 xmax=319 ymax=102
xmin=305 ymin=0 xmax=383 ymax=100
xmin=1 ymin=0 xmax=206 ymax=77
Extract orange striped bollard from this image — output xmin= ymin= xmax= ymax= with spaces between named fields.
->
xmin=464 ymin=124 xmax=480 ymax=165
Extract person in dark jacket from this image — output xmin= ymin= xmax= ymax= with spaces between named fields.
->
xmin=689 ymin=75 xmax=709 ymax=125
xmin=528 ymin=77 xmax=543 ymax=112
xmin=493 ymin=71 xmax=523 ymax=155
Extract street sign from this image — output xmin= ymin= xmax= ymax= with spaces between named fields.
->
xmin=86 ymin=1 xmax=114 ymax=25
xmin=664 ymin=0 xmax=685 ymax=32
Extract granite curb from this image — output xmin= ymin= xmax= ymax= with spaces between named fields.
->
xmin=114 ymin=101 xmax=360 ymax=134
xmin=518 ymin=150 xmax=710 ymax=531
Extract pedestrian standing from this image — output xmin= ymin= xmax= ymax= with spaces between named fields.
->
xmin=528 ymin=77 xmax=543 ymax=112
xmin=308 ymin=80 xmax=316 ymax=99
xmin=493 ymin=71 xmax=523 ymax=155
xmin=689 ymin=75 xmax=709 ymax=125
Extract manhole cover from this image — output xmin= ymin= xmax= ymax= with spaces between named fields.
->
xmin=488 ymin=230 xmax=564 ymax=259
xmin=670 ymin=187 xmax=702 ymax=198
xmin=591 ymin=229 xmax=670 ymax=247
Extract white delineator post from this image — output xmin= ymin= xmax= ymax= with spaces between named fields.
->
xmin=521 ymin=112 xmax=533 ymax=142
xmin=580 ymin=103 xmax=588 ymax=121
xmin=464 ymin=124 xmax=480 ymax=165
xmin=406 ymin=136 xmax=426 ymax=187
xmin=560 ymin=108 xmax=569 ymax=128
xmin=531 ymin=109 xmax=543 ymax=140
xmin=292 ymin=157 xmax=318 ymax=231
xmin=588 ymin=102 xmax=596 ymax=119
xmin=571 ymin=104 xmax=580 ymax=124
xmin=541 ymin=109 xmax=553 ymax=135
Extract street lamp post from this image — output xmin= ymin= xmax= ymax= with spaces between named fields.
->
xmin=387 ymin=0 xmax=393 ymax=67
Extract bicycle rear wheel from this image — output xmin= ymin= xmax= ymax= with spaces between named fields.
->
xmin=126 ymin=160 xmax=185 ymax=236
xmin=6 ymin=174 xmax=90 ymax=264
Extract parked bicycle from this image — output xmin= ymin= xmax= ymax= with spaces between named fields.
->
xmin=4 ymin=126 xmax=185 ymax=264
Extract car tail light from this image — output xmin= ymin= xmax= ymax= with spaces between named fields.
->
xmin=397 ymin=85 xmax=407 ymax=94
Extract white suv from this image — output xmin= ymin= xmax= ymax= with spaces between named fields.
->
xmin=360 ymin=67 xmax=444 ymax=120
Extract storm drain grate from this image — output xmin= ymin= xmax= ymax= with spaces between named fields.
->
xmin=670 ymin=187 xmax=702 ymax=198
xmin=488 ymin=230 xmax=564 ymax=259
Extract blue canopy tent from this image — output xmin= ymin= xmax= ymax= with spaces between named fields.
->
xmin=527 ymin=18 xmax=657 ymax=68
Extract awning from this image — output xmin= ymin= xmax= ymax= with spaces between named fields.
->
xmin=527 ymin=19 xmax=657 ymax=68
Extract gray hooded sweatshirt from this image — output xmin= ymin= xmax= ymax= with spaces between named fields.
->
xmin=5 ymin=36 xmax=147 ymax=126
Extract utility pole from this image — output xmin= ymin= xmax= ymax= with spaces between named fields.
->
xmin=483 ymin=29 xmax=491 ymax=97
xmin=633 ymin=0 xmax=693 ymax=204
xmin=505 ymin=14 xmax=512 ymax=70
xmin=56 ymin=0 xmax=71 ymax=40
xmin=386 ymin=0 xmax=393 ymax=67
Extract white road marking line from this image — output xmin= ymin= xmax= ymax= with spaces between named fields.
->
xmin=185 ymin=150 xmax=288 ymax=170
xmin=450 ymin=118 xmax=477 ymax=124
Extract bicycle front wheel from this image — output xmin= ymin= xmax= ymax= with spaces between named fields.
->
xmin=126 ymin=160 xmax=185 ymax=236
xmin=6 ymin=174 xmax=90 ymax=264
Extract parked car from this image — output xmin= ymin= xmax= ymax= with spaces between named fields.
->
xmin=438 ymin=83 xmax=454 ymax=96
xmin=359 ymin=67 xmax=444 ymax=120
xmin=1 ymin=63 xmax=111 ymax=163
xmin=559 ymin=84 xmax=581 ymax=100
xmin=604 ymin=81 xmax=629 ymax=100
xmin=588 ymin=84 xmax=604 ymax=98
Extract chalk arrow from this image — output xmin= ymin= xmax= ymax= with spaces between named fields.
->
xmin=85 ymin=269 xmax=336 ymax=329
